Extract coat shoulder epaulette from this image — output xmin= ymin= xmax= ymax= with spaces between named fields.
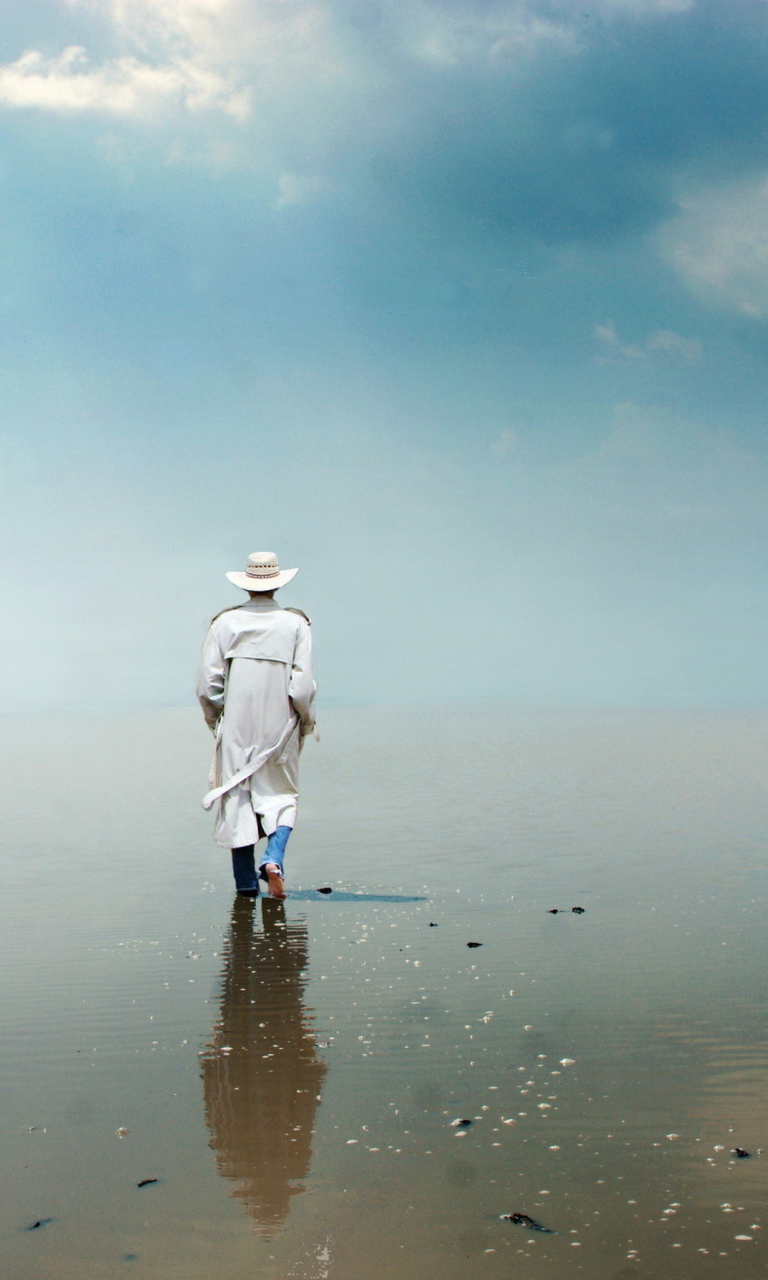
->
xmin=283 ymin=606 xmax=311 ymax=626
xmin=209 ymin=603 xmax=247 ymax=625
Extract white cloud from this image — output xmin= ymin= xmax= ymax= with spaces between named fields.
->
xmin=573 ymin=401 xmax=767 ymax=525
xmin=659 ymin=174 xmax=768 ymax=318
xmin=86 ymin=0 xmax=334 ymax=74
xmin=582 ymin=0 xmax=693 ymax=12
xmin=395 ymin=4 xmax=576 ymax=68
xmin=0 ymin=45 xmax=249 ymax=118
xmin=593 ymin=400 xmax=694 ymax=464
xmin=595 ymin=320 xmax=701 ymax=362
xmin=96 ymin=0 xmax=242 ymax=47
xmin=0 ymin=0 xmax=334 ymax=124
xmin=388 ymin=0 xmax=694 ymax=69
xmin=276 ymin=172 xmax=331 ymax=209
xmin=0 ymin=0 xmax=701 ymax=163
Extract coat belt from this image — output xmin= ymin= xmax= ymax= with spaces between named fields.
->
xmin=201 ymin=716 xmax=299 ymax=811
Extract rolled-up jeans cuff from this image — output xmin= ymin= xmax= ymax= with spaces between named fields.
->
xmin=258 ymin=824 xmax=292 ymax=879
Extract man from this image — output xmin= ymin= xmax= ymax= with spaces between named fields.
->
xmin=197 ymin=551 xmax=316 ymax=899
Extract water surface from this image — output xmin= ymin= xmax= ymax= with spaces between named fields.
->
xmin=1 ymin=706 xmax=767 ymax=1278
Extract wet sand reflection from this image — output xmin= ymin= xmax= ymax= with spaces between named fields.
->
xmin=202 ymin=898 xmax=327 ymax=1236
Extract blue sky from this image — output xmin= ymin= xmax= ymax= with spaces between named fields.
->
xmin=2 ymin=0 xmax=768 ymax=709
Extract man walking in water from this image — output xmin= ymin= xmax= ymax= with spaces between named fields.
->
xmin=197 ymin=552 xmax=316 ymax=899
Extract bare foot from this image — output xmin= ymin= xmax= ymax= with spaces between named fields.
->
xmin=265 ymin=863 xmax=286 ymax=900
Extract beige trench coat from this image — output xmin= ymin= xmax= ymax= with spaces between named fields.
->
xmin=196 ymin=597 xmax=316 ymax=848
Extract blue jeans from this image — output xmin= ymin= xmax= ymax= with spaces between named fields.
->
xmin=231 ymin=826 xmax=292 ymax=894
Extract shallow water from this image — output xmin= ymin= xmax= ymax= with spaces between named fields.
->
xmin=2 ymin=705 xmax=768 ymax=1278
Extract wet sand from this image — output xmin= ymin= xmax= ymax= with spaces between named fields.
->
xmin=1 ymin=705 xmax=768 ymax=1278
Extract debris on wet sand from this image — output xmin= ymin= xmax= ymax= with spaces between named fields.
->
xmin=502 ymin=1212 xmax=555 ymax=1233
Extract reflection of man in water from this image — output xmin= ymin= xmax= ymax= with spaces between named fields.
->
xmin=202 ymin=898 xmax=327 ymax=1235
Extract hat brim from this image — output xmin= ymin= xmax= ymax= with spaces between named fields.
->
xmin=225 ymin=567 xmax=299 ymax=592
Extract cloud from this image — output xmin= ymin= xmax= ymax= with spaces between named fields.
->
xmin=562 ymin=401 xmax=768 ymax=535
xmin=579 ymin=0 xmax=692 ymax=12
xmin=0 ymin=0 xmax=331 ymax=124
xmin=659 ymin=173 xmax=768 ymax=318
xmin=276 ymin=171 xmax=331 ymax=209
xmin=383 ymin=0 xmax=696 ymax=74
xmin=358 ymin=3 xmax=768 ymax=248
xmin=596 ymin=400 xmax=750 ymax=476
xmin=93 ymin=0 xmax=339 ymax=81
xmin=3 ymin=0 xmax=768 ymax=262
xmin=389 ymin=3 xmax=576 ymax=68
xmin=94 ymin=0 xmax=246 ymax=50
xmin=0 ymin=45 xmax=249 ymax=118
xmin=595 ymin=320 xmax=701 ymax=361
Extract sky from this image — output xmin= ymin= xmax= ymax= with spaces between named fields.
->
xmin=2 ymin=0 xmax=768 ymax=710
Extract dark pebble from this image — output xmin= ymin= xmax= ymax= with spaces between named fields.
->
xmin=317 ymin=887 xmax=333 ymax=895
xmin=503 ymin=1212 xmax=554 ymax=1234
xmin=429 ymin=922 xmax=438 ymax=927
xmin=732 ymin=1148 xmax=750 ymax=1158
xmin=548 ymin=909 xmax=559 ymax=914
xmin=466 ymin=941 xmax=483 ymax=948
xmin=571 ymin=907 xmax=585 ymax=914
xmin=454 ymin=1118 xmax=473 ymax=1128
xmin=136 ymin=1179 xmax=159 ymax=1188
xmin=25 ymin=1218 xmax=54 ymax=1232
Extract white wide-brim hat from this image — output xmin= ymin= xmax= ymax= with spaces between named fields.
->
xmin=226 ymin=551 xmax=299 ymax=592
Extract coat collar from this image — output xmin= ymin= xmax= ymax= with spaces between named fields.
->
xmin=241 ymin=595 xmax=280 ymax=611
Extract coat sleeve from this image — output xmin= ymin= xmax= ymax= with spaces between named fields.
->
xmin=288 ymin=618 xmax=316 ymax=734
xmin=196 ymin=622 xmax=228 ymax=732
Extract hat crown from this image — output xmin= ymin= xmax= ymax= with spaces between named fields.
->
xmin=245 ymin=551 xmax=280 ymax=580
xmin=225 ymin=551 xmax=298 ymax=591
